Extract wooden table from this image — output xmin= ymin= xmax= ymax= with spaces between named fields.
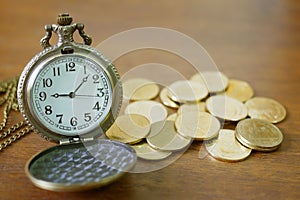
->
xmin=1 ymin=0 xmax=299 ymax=199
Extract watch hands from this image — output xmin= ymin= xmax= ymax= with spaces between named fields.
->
xmin=51 ymin=74 xmax=90 ymax=99
xmin=73 ymin=74 xmax=90 ymax=94
xmin=51 ymin=93 xmax=101 ymax=98
xmin=75 ymin=94 xmax=101 ymax=98
xmin=51 ymin=93 xmax=71 ymax=98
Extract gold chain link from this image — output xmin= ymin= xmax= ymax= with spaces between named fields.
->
xmin=0 ymin=121 xmax=26 ymax=139
xmin=0 ymin=126 xmax=32 ymax=151
xmin=0 ymin=77 xmax=32 ymax=152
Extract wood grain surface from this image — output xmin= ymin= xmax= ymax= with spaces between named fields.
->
xmin=0 ymin=0 xmax=299 ymax=199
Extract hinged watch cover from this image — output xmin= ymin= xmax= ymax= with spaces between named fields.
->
xmin=26 ymin=139 xmax=136 ymax=192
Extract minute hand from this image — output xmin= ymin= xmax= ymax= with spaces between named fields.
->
xmin=73 ymin=74 xmax=90 ymax=94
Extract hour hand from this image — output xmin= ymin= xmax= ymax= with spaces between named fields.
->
xmin=51 ymin=93 xmax=71 ymax=98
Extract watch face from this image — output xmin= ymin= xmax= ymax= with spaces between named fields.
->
xmin=28 ymin=55 xmax=113 ymax=136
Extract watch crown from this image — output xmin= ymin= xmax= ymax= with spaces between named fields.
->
xmin=40 ymin=13 xmax=92 ymax=49
xmin=57 ymin=13 xmax=73 ymax=26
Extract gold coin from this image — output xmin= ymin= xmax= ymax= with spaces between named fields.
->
xmin=159 ymin=87 xmax=179 ymax=109
xmin=131 ymin=142 xmax=172 ymax=160
xmin=225 ymin=79 xmax=254 ymax=102
xmin=105 ymin=123 xmax=142 ymax=144
xmin=177 ymin=102 xmax=206 ymax=115
xmin=205 ymin=129 xmax=252 ymax=162
xmin=146 ymin=121 xmax=192 ymax=151
xmin=190 ymin=71 xmax=229 ymax=93
xmin=235 ymin=118 xmax=283 ymax=151
xmin=123 ymin=78 xmax=160 ymax=100
xmin=167 ymin=80 xmax=208 ymax=103
xmin=115 ymin=114 xmax=150 ymax=139
xmin=125 ymin=100 xmax=168 ymax=124
xmin=146 ymin=120 xmax=166 ymax=138
xmin=206 ymin=95 xmax=248 ymax=121
xmin=175 ymin=111 xmax=220 ymax=140
xmin=190 ymin=73 xmax=206 ymax=85
xmin=166 ymin=113 xmax=177 ymax=121
xmin=245 ymin=97 xmax=286 ymax=123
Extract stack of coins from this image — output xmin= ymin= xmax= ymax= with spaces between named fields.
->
xmin=105 ymin=72 xmax=286 ymax=162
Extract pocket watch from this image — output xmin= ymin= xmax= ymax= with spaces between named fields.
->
xmin=17 ymin=13 xmax=136 ymax=192
xmin=18 ymin=13 xmax=122 ymax=142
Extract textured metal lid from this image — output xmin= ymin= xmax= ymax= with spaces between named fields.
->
xmin=25 ymin=139 xmax=136 ymax=192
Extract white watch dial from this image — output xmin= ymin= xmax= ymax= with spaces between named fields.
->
xmin=29 ymin=55 xmax=113 ymax=136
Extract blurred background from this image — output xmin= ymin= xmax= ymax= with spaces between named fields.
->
xmin=1 ymin=0 xmax=299 ymax=85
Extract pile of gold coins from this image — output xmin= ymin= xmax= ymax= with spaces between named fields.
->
xmin=105 ymin=71 xmax=286 ymax=162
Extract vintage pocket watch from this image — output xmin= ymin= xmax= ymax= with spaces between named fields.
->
xmin=17 ymin=13 xmax=136 ymax=192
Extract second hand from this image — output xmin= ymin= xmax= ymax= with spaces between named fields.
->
xmin=74 ymin=94 xmax=101 ymax=98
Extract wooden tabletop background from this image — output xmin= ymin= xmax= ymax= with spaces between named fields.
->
xmin=0 ymin=0 xmax=300 ymax=199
